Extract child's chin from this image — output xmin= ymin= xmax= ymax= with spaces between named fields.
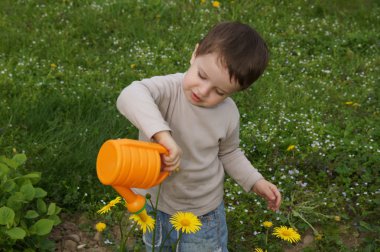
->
xmin=191 ymin=101 xmax=206 ymax=107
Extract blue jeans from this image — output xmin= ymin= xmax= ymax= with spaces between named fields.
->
xmin=143 ymin=201 xmax=228 ymax=252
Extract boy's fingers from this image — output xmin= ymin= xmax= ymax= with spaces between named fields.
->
xmin=163 ymin=165 xmax=179 ymax=172
xmin=274 ymin=190 xmax=282 ymax=207
xmin=269 ymin=185 xmax=281 ymax=202
xmin=163 ymin=153 xmax=180 ymax=162
xmin=163 ymin=156 xmax=181 ymax=168
xmin=272 ymin=197 xmax=281 ymax=211
xmin=163 ymin=160 xmax=180 ymax=168
xmin=267 ymin=186 xmax=281 ymax=211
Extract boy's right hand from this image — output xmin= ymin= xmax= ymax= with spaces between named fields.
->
xmin=153 ymin=131 xmax=182 ymax=172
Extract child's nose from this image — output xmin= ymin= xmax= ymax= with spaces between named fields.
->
xmin=198 ymin=84 xmax=211 ymax=97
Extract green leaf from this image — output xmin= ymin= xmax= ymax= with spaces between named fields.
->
xmin=37 ymin=199 xmax=47 ymax=213
xmin=22 ymin=172 xmax=41 ymax=184
xmin=47 ymin=203 xmax=56 ymax=216
xmin=359 ymin=221 xmax=374 ymax=232
xmin=23 ymin=172 xmax=41 ymax=179
xmin=3 ymin=180 xmax=16 ymax=192
xmin=0 ymin=163 xmax=10 ymax=176
xmin=343 ymin=124 xmax=354 ymax=138
xmin=0 ymin=206 xmax=15 ymax=226
xmin=23 ymin=249 xmax=35 ymax=252
xmin=25 ymin=210 xmax=39 ymax=219
xmin=335 ymin=165 xmax=352 ymax=176
xmin=20 ymin=183 xmax=35 ymax=201
xmin=6 ymin=227 xmax=26 ymax=240
xmin=0 ymin=157 xmax=18 ymax=169
xmin=34 ymin=188 xmax=47 ymax=198
xmin=39 ymin=238 xmax=56 ymax=251
xmin=55 ymin=206 xmax=62 ymax=215
xmin=7 ymin=192 xmax=24 ymax=211
xmin=12 ymin=154 xmax=27 ymax=166
xmin=29 ymin=219 xmax=54 ymax=236
xmin=48 ymin=215 xmax=62 ymax=226
xmin=374 ymin=197 xmax=380 ymax=205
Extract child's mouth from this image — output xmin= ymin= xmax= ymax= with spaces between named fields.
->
xmin=191 ymin=92 xmax=201 ymax=102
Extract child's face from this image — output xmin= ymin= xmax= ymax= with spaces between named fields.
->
xmin=183 ymin=51 xmax=240 ymax=108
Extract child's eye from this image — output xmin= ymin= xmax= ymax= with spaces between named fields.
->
xmin=215 ymin=90 xmax=225 ymax=96
xmin=198 ymin=72 xmax=206 ymax=80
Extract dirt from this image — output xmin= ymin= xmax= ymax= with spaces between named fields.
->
xmin=49 ymin=212 xmax=124 ymax=252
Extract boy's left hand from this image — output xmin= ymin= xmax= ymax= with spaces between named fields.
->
xmin=252 ymin=179 xmax=281 ymax=211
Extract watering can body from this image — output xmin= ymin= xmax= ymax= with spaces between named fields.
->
xmin=96 ymin=139 xmax=169 ymax=213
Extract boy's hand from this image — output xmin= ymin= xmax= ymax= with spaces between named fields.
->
xmin=153 ymin=131 xmax=182 ymax=172
xmin=252 ymin=179 xmax=281 ymax=211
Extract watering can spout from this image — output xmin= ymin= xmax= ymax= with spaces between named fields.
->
xmin=96 ymin=139 xmax=169 ymax=214
xmin=113 ymin=186 xmax=146 ymax=213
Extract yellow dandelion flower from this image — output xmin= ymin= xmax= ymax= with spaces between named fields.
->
xmin=200 ymin=0 xmax=206 ymax=3
xmin=97 ymin=197 xmax=122 ymax=214
xmin=50 ymin=63 xmax=57 ymax=69
xmin=97 ymin=204 xmax=112 ymax=214
xmin=95 ymin=222 xmax=106 ymax=232
xmin=334 ymin=216 xmax=341 ymax=222
xmin=286 ymin=145 xmax=296 ymax=151
xmin=254 ymin=248 xmax=267 ymax=252
xmin=129 ymin=211 xmax=155 ymax=234
xmin=273 ymin=226 xmax=301 ymax=243
xmin=212 ymin=1 xmax=220 ymax=8
xmin=315 ymin=233 xmax=323 ymax=240
xmin=345 ymin=101 xmax=361 ymax=107
xmin=130 ymin=64 xmax=136 ymax=69
xmin=108 ymin=196 xmax=122 ymax=207
xmin=170 ymin=212 xmax=202 ymax=234
xmin=263 ymin=221 xmax=273 ymax=228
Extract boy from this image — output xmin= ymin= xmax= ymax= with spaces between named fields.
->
xmin=117 ymin=21 xmax=281 ymax=251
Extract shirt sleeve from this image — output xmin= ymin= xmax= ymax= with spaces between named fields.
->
xmin=218 ymin=112 xmax=264 ymax=192
xmin=116 ymin=75 xmax=175 ymax=139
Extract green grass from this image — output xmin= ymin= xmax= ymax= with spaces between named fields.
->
xmin=0 ymin=0 xmax=379 ymax=251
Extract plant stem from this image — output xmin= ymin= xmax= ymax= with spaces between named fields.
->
xmin=159 ymin=227 xmax=175 ymax=252
xmin=120 ymin=222 xmax=138 ymax=252
xmin=174 ymin=232 xmax=183 ymax=251
xmin=119 ymin=211 xmax=125 ymax=249
xmin=148 ymin=198 xmax=155 ymax=209
xmin=152 ymin=184 xmax=162 ymax=252
xmin=292 ymin=210 xmax=319 ymax=235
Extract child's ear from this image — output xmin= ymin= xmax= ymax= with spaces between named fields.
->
xmin=190 ymin=44 xmax=199 ymax=64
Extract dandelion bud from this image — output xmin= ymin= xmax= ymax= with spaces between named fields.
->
xmin=263 ymin=221 xmax=273 ymax=228
xmin=95 ymin=222 xmax=106 ymax=232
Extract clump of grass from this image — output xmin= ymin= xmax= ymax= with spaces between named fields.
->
xmin=1 ymin=0 xmax=379 ymax=250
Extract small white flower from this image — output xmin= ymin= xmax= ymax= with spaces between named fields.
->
xmin=104 ymin=239 xmax=113 ymax=245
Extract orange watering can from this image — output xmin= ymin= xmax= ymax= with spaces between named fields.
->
xmin=96 ymin=139 xmax=169 ymax=215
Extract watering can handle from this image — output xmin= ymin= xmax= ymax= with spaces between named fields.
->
xmin=151 ymin=143 xmax=170 ymax=185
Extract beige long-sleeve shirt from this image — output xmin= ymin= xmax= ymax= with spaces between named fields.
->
xmin=116 ymin=73 xmax=264 ymax=216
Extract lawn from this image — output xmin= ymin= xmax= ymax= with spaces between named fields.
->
xmin=0 ymin=0 xmax=379 ymax=251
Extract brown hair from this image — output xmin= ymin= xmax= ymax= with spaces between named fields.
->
xmin=195 ymin=21 xmax=269 ymax=90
